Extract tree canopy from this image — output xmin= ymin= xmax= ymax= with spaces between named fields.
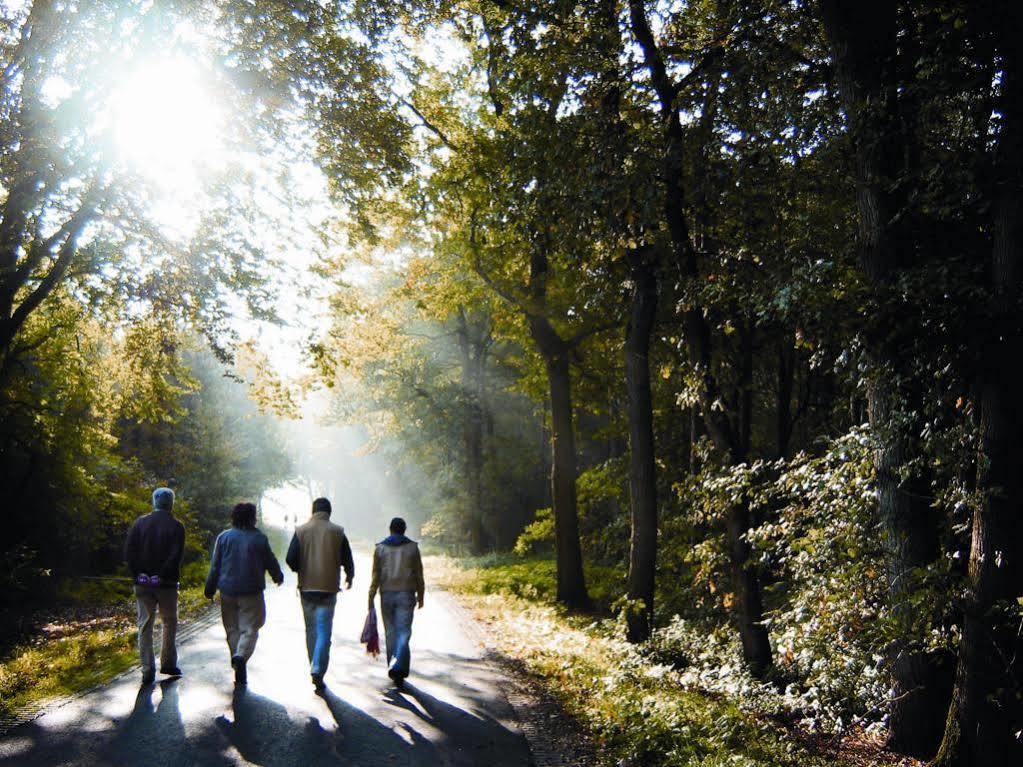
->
xmin=2 ymin=2 xmax=1022 ymax=765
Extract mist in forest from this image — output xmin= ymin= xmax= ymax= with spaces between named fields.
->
xmin=260 ymin=416 xmax=424 ymax=545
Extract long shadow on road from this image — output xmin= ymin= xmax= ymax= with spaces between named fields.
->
xmin=105 ymin=680 xmax=205 ymax=767
xmin=0 ymin=654 xmax=531 ymax=767
xmin=0 ymin=581 xmax=535 ymax=766
xmin=383 ymin=681 xmax=530 ymax=767
xmin=317 ymin=685 xmax=438 ymax=766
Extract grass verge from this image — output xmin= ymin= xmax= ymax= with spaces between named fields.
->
xmin=430 ymin=553 xmax=910 ymax=767
xmin=0 ymin=583 xmax=207 ymax=723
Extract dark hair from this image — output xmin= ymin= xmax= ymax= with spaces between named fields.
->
xmin=232 ymin=502 xmax=258 ymax=529
xmin=389 ymin=517 xmax=407 ymax=535
xmin=312 ymin=497 xmax=331 ymax=515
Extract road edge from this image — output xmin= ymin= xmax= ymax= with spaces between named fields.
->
xmin=436 ymin=589 xmax=597 ymax=767
xmin=0 ymin=601 xmax=220 ymax=736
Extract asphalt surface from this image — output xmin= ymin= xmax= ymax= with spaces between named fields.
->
xmin=0 ymin=551 xmax=534 ymax=767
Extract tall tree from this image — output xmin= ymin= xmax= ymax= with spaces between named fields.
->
xmin=628 ymin=0 xmax=772 ymax=675
xmin=623 ymin=245 xmax=659 ymax=641
xmin=0 ymin=2 xmax=107 ymax=370
xmin=455 ymin=306 xmax=494 ymax=554
xmin=818 ymin=2 xmax=950 ymax=754
xmin=934 ymin=3 xmax=1023 ymax=764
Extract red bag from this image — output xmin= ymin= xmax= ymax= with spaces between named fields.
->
xmin=360 ymin=606 xmax=380 ymax=657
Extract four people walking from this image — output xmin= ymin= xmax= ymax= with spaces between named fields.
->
xmin=127 ymin=491 xmax=423 ymax=690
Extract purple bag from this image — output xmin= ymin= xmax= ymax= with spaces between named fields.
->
xmin=360 ymin=606 xmax=380 ymax=657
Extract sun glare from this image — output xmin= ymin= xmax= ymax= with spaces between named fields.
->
xmin=110 ymin=55 xmax=225 ymax=191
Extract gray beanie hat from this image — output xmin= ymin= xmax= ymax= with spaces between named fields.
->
xmin=152 ymin=487 xmax=175 ymax=511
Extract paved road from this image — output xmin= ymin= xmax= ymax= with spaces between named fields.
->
xmin=0 ymin=551 xmax=534 ymax=767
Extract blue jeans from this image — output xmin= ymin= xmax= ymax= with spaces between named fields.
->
xmin=300 ymin=592 xmax=337 ymax=676
xmin=381 ymin=591 xmax=416 ymax=678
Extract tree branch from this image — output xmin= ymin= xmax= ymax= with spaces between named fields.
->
xmin=1 ymin=186 xmax=105 ymax=350
xmin=480 ymin=11 xmax=506 ymax=117
xmin=567 ymin=320 xmax=620 ymax=348
xmin=400 ymin=97 xmax=459 ymax=151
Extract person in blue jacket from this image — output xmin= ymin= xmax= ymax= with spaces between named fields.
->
xmin=204 ymin=502 xmax=284 ymax=685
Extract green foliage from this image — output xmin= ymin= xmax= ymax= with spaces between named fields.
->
xmin=654 ymin=428 xmax=953 ymax=734
xmin=1 ymin=293 xmax=291 ymax=605
xmin=0 ymin=582 xmax=209 ymax=720
xmin=0 ymin=626 xmax=137 ymax=721
xmin=443 ymin=553 xmax=623 ymax=609
xmin=315 ymin=257 xmax=547 ymax=549
xmin=0 ymin=299 xmax=157 ymax=597
xmin=516 ymin=458 xmax=630 ymax=566
xmin=125 ymin=345 xmax=294 ymax=543
xmin=514 ymin=508 xmax=555 ymax=555
xmin=440 ymin=555 xmax=879 ymax=767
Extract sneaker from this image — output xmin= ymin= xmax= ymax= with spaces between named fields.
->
xmin=388 ymin=667 xmax=406 ymax=688
xmin=160 ymin=666 xmax=183 ymax=677
xmin=311 ymin=673 xmax=325 ymax=691
xmin=232 ymin=656 xmax=247 ymax=686
xmin=141 ymin=670 xmax=156 ymax=685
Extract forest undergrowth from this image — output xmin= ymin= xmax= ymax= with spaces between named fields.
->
xmin=432 ymin=554 xmax=919 ymax=767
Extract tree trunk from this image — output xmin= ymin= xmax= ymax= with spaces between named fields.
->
xmin=819 ymin=2 xmax=949 ymax=754
xmin=933 ymin=9 xmax=1023 ymax=763
xmin=539 ymin=344 xmax=590 ymax=609
xmin=628 ymin=0 xmax=772 ymax=675
xmin=457 ymin=309 xmax=489 ymax=554
xmin=464 ymin=397 xmax=486 ymax=554
xmin=776 ymin=334 xmax=795 ymax=459
xmin=625 ymin=249 xmax=659 ymax=643
xmin=724 ymin=324 xmax=772 ymax=674
xmin=521 ymin=217 xmax=590 ymax=608
xmin=725 ymin=497 xmax=772 ymax=675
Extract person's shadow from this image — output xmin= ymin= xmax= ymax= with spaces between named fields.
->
xmin=315 ymin=683 xmax=437 ymax=765
xmin=383 ymin=681 xmax=532 ymax=767
xmin=105 ymin=679 xmax=196 ymax=767
xmin=215 ymin=687 xmax=305 ymax=766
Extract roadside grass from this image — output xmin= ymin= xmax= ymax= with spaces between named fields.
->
xmin=0 ymin=624 xmax=138 ymax=720
xmin=434 ymin=551 xmax=621 ymax=609
xmin=0 ymin=566 xmax=208 ymax=722
xmin=430 ymin=554 xmax=902 ymax=767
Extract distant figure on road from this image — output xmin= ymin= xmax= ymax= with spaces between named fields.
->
xmin=286 ymin=497 xmax=354 ymax=690
xmin=368 ymin=517 xmax=425 ymax=688
xmin=204 ymin=502 xmax=284 ymax=686
xmin=124 ymin=487 xmax=185 ymax=685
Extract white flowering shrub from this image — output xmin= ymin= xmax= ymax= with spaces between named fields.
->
xmin=652 ymin=428 xmax=919 ymax=735
xmin=749 ymin=427 xmax=892 ymax=733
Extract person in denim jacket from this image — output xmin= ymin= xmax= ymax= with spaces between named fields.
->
xmin=205 ymin=502 xmax=284 ymax=685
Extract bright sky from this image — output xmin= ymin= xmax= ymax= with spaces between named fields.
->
xmin=109 ymin=55 xmax=225 ymax=208
xmin=94 ymin=41 xmax=340 ymax=384
xmin=60 ymin=12 xmax=470 ymax=393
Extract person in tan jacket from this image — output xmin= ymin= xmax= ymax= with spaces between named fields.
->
xmin=285 ymin=497 xmax=354 ymax=690
xmin=368 ymin=517 xmax=424 ymax=687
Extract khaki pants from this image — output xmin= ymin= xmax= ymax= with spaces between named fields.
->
xmin=220 ymin=593 xmax=267 ymax=661
xmin=135 ymin=586 xmax=178 ymax=672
